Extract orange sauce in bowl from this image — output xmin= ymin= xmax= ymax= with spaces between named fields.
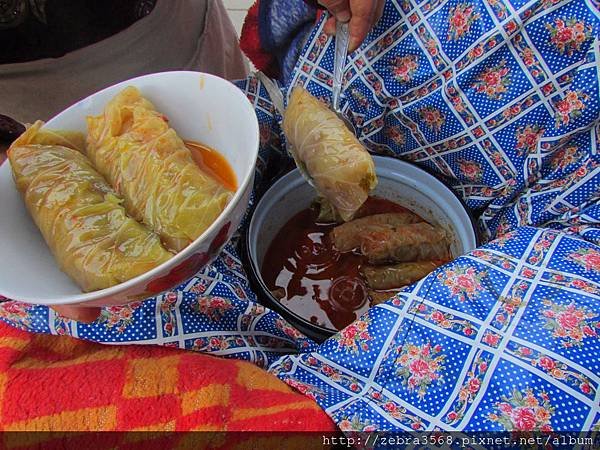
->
xmin=185 ymin=140 xmax=237 ymax=192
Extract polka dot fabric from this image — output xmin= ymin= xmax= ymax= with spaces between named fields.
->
xmin=0 ymin=0 xmax=599 ymax=435
xmin=273 ymin=228 xmax=600 ymax=433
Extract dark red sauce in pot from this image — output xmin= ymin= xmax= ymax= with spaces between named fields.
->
xmin=261 ymin=197 xmax=410 ymax=331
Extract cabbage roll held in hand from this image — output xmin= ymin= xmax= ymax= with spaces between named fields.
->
xmin=282 ymin=87 xmax=377 ymax=222
xmin=8 ymin=122 xmax=173 ymax=292
xmin=86 ymin=87 xmax=233 ymax=252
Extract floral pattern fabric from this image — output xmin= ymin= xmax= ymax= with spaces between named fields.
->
xmin=272 ymin=227 xmax=600 ymax=432
xmin=1 ymin=0 xmax=599 ymax=435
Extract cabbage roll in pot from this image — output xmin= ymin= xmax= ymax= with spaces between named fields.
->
xmin=360 ymin=222 xmax=450 ymax=264
xmin=282 ymin=87 xmax=377 ymax=222
xmin=362 ymin=261 xmax=444 ymax=290
xmin=8 ymin=122 xmax=173 ymax=292
xmin=86 ymin=87 xmax=233 ymax=252
xmin=368 ymin=290 xmax=399 ymax=307
xmin=331 ymin=212 xmax=423 ymax=252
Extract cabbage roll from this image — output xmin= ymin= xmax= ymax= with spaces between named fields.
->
xmin=313 ymin=197 xmax=343 ymax=224
xmin=282 ymin=87 xmax=377 ymax=222
xmin=362 ymin=261 xmax=443 ymax=290
xmin=368 ymin=290 xmax=399 ymax=307
xmin=86 ymin=86 xmax=233 ymax=252
xmin=331 ymin=212 xmax=423 ymax=252
xmin=8 ymin=123 xmax=173 ymax=292
xmin=360 ymin=223 xmax=450 ymax=264
xmin=11 ymin=123 xmax=86 ymax=152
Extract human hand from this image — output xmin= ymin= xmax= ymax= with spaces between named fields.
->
xmin=318 ymin=0 xmax=385 ymax=52
xmin=51 ymin=305 xmax=101 ymax=323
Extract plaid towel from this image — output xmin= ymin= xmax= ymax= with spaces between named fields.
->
xmin=0 ymin=321 xmax=335 ymax=436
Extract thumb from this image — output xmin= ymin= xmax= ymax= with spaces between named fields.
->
xmin=52 ymin=305 xmax=101 ymax=323
xmin=318 ymin=0 xmax=351 ymax=22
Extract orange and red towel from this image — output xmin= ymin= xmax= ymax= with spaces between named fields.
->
xmin=0 ymin=321 xmax=335 ymax=446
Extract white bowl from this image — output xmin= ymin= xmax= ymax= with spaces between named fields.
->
xmin=0 ymin=71 xmax=259 ymax=306
xmin=245 ymin=156 xmax=478 ymax=341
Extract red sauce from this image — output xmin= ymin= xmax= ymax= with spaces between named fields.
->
xmin=262 ymin=197 xmax=410 ymax=331
xmin=185 ymin=141 xmax=237 ymax=192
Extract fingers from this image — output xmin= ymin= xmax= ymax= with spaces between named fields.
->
xmin=52 ymin=305 xmax=101 ymax=323
xmin=374 ymin=0 xmax=385 ymax=25
xmin=324 ymin=16 xmax=337 ymax=35
xmin=322 ymin=0 xmax=386 ymax=51
xmin=318 ymin=0 xmax=351 ymax=22
xmin=347 ymin=0 xmax=380 ymax=52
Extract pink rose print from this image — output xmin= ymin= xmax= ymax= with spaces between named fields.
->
xmin=512 ymin=407 xmax=537 ymax=431
xmin=515 ymin=347 xmax=597 ymax=397
xmin=0 ymin=301 xmax=32 ymax=328
xmin=483 ymin=331 xmax=501 ymax=347
xmin=352 ymin=89 xmax=370 ymax=111
xmin=193 ymin=335 xmax=247 ymax=352
xmin=286 ymin=379 xmax=325 ymax=402
xmin=385 ymin=126 xmax=406 ymax=146
xmin=505 ymin=21 xmax=517 ymax=34
xmin=410 ymin=358 xmax=431 ymax=378
xmin=468 ymin=378 xmax=481 ymax=394
xmin=448 ymin=3 xmax=481 ymax=41
xmin=488 ymin=0 xmax=508 ymax=19
xmin=553 ymin=90 xmax=589 ymax=128
xmin=431 ymin=310 xmax=445 ymax=323
xmin=337 ymin=413 xmax=376 ymax=432
xmin=193 ymin=295 xmax=234 ymax=321
xmin=520 ymin=47 xmax=537 ymax=66
xmin=551 ymin=146 xmax=580 ymax=171
xmin=445 ymin=353 xmax=490 ymax=425
xmin=334 ymin=318 xmax=373 ymax=353
xmin=439 ymin=266 xmax=486 ymax=302
xmin=390 ymin=55 xmax=419 ymax=83
xmin=98 ymin=302 xmax=142 ymax=333
xmin=515 ymin=125 xmax=544 ymax=155
xmin=396 ymin=342 xmax=445 ymax=398
xmin=458 ymin=159 xmax=483 ymax=182
xmin=498 ymin=403 xmax=513 ymax=415
xmin=569 ymin=247 xmax=600 ymax=272
xmin=276 ymin=318 xmax=304 ymax=339
xmin=546 ymin=18 xmax=593 ymax=56
xmin=472 ymin=60 xmax=511 ymax=100
xmin=468 ymin=45 xmax=484 ymax=59
xmin=540 ymin=299 xmax=599 ymax=348
xmin=489 ymin=388 xmax=554 ymax=431
xmin=557 ymin=310 xmax=579 ymax=329
xmin=419 ymin=106 xmax=446 ymax=133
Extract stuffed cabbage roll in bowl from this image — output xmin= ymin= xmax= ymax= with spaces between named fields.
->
xmin=86 ymin=86 xmax=234 ymax=252
xmin=244 ymin=156 xmax=478 ymax=342
xmin=0 ymin=71 xmax=259 ymax=306
xmin=8 ymin=122 xmax=173 ymax=292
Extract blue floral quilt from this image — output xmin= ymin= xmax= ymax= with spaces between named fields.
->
xmin=1 ymin=0 xmax=599 ymax=434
